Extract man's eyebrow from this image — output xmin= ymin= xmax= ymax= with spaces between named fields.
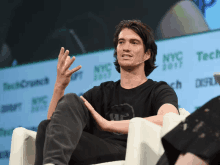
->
xmin=118 ymin=38 xmax=141 ymax=42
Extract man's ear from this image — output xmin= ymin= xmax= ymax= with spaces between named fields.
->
xmin=145 ymin=49 xmax=151 ymax=60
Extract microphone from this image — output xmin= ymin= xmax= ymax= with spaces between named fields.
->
xmin=135 ymin=59 xmax=147 ymax=65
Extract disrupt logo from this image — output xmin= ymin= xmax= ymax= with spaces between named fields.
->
xmin=94 ymin=63 xmax=111 ymax=81
xmin=196 ymin=77 xmax=218 ymax=88
xmin=0 ymin=150 xmax=10 ymax=159
xmin=163 ymin=51 xmax=183 ymax=71
xmin=31 ymin=95 xmax=48 ymax=113
xmin=71 ymin=71 xmax=83 ymax=81
xmin=0 ymin=103 xmax=22 ymax=114
xmin=195 ymin=106 xmax=201 ymax=110
xmin=197 ymin=49 xmax=220 ymax=62
xmin=3 ymin=77 xmax=49 ymax=91
xmin=169 ymin=80 xmax=182 ymax=90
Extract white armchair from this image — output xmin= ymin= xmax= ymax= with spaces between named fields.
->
xmin=9 ymin=108 xmax=190 ymax=165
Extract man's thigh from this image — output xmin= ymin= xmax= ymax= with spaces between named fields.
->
xmin=69 ymin=131 xmax=126 ymax=165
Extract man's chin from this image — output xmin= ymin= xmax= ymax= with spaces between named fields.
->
xmin=120 ymin=65 xmax=135 ymax=71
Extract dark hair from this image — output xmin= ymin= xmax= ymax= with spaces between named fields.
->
xmin=113 ymin=19 xmax=158 ymax=77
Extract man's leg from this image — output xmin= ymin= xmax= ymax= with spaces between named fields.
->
xmin=34 ymin=119 xmax=51 ymax=165
xmin=42 ymin=93 xmax=93 ymax=165
xmin=68 ymin=131 xmax=126 ymax=165
xmin=34 ymin=119 xmax=126 ymax=165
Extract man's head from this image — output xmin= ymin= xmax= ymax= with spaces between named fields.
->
xmin=113 ymin=19 xmax=158 ymax=77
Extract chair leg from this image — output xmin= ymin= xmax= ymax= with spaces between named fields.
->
xmin=175 ymin=152 xmax=209 ymax=165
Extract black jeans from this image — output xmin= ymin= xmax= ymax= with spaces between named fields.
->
xmin=156 ymin=95 xmax=220 ymax=165
xmin=34 ymin=93 xmax=126 ymax=165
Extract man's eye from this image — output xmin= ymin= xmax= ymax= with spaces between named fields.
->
xmin=118 ymin=41 xmax=137 ymax=44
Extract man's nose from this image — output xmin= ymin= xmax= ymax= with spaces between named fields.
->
xmin=122 ymin=43 xmax=131 ymax=51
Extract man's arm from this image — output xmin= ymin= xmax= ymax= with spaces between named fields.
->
xmin=106 ymin=103 xmax=179 ymax=134
xmin=47 ymin=47 xmax=82 ymax=120
xmin=106 ymin=115 xmax=164 ymax=134
xmin=47 ymin=84 xmax=65 ymax=120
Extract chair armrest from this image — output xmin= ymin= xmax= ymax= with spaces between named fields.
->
xmin=125 ymin=117 xmax=162 ymax=165
xmin=9 ymin=127 xmax=37 ymax=165
xmin=157 ymin=112 xmax=189 ymax=156
xmin=162 ymin=112 xmax=188 ymax=137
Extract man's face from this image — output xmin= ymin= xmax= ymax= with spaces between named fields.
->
xmin=116 ymin=28 xmax=150 ymax=71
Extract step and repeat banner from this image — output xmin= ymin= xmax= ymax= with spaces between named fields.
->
xmin=0 ymin=29 xmax=220 ymax=164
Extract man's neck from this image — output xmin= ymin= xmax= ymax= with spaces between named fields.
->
xmin=120 ymin=68 xmax=148 ymax=89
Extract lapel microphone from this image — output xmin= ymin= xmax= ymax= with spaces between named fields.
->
xmin=135 ymin=59 xmax=147 ymax=65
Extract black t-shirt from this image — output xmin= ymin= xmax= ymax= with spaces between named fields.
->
xmin=82 ymin=78 xmax=179 ymax=148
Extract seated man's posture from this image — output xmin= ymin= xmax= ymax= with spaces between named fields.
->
xmin=34 ymin=19 xmax=180 ymax=165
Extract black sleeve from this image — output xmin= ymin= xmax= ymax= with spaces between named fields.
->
xmin=153 ymin=82 xmax=179 ymax=115
xmin=82 ymin=88 xmax=93 ymax=105
xmin=82 ymin=85 xmax=102 ymax=114
xmin=82 ymin=86 xmax=98 ymax=108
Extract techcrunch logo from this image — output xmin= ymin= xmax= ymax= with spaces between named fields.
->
xmin=197 ymin=49 xmax=220 ymax=61
xmin=162 ymin=51 xmax=183 ymax=71
xmin=169 ymin=80 xmax=182 ymax=90
xmin=0 ymin=103 xmax=22 ymax=114
xmin=3 ymin=77 xmax=49 ymax=91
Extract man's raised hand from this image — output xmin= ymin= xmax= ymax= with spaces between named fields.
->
xmin=55 ymin=47 xmax=82 ymax=90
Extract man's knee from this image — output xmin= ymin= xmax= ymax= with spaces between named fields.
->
xmin=36 ymin=119 xmax=51 ymax=142
xmin=38 ymin=119 xmax=50 ymax=130
xmin=60 ymin=93 xmax=80 ymax=103
xmin=57 ymin=93 xmax=84 ymax=108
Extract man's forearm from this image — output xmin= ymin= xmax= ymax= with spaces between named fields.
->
xmin=106 ymin=115 xmax=164 ymax=134
xmin=106 ymin=119 xmax=130 ymax=134
xmin=47 ymin=84 xmax=65 ymax=120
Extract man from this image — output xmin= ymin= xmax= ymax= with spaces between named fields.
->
xmin=34 ymin=19 xmax=179 ymax=165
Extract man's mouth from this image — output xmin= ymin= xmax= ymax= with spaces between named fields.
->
xmin=122 ymin=54 xmax=132 ymax=57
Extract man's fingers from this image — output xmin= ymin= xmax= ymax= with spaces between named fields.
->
xmin=60 ymin=49 xmax=69 ymax=67
xmin=58 ymin=47 xmax=64 ymax=63
xmin=80 ymin=96 xmax=86 ymax=102
xmin=64 ymin=56 xmax=71 ymax=66
xmin=80 ymin=96 xmax=95 ymax=110
xmin=64 ymin=56 xmax=75 ymax=71
xmin=80 ymin=96 xmax=91 ymax=109
xmin=67 ymin=65 xmax=82 ymax=76
xmin=85 ymin=102 xmax=94 ymax=110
